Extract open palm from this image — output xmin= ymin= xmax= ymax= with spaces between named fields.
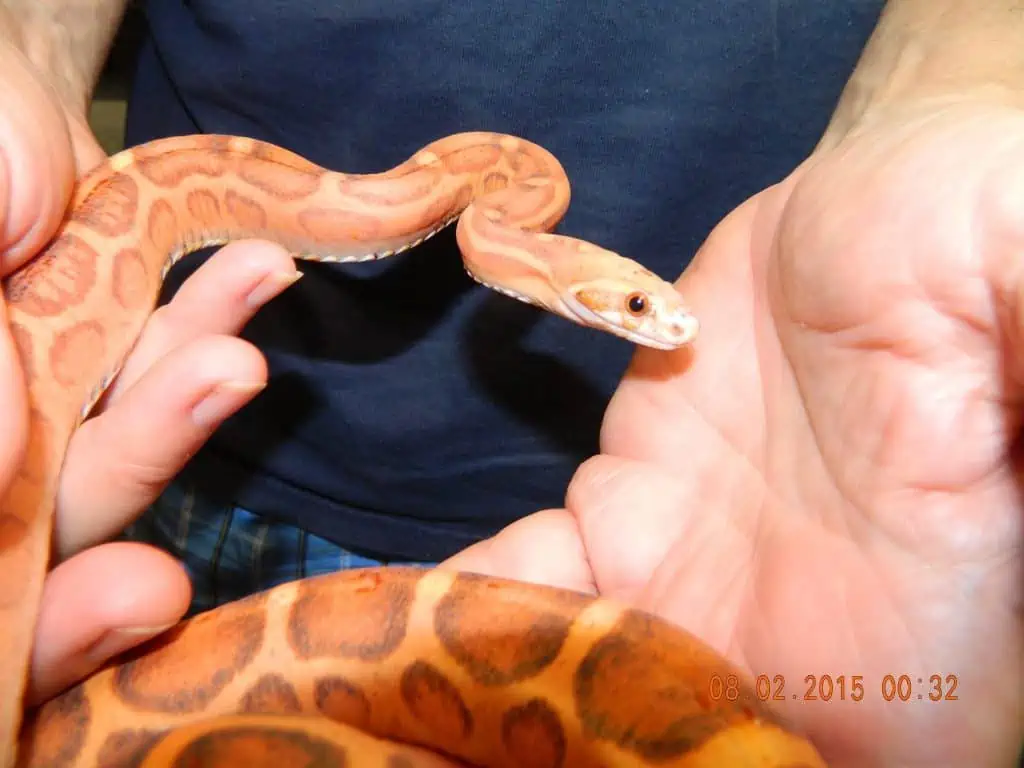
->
xmin=454 ymin=101 xmax=1024 ymax=766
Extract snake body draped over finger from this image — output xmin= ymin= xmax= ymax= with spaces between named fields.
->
xmin=0 ymin=130 xmax=828 ymax=766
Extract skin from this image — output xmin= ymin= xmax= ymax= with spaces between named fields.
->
xmin=448 ymin=97 xmax=1024 ymax=767
xmin=2 ymin=0 xmax=1021 ymax=765
xmin=0 ymin=36 xmax=295 ymax=705
xmin=1 ymin=120 xmax=698 ymax=749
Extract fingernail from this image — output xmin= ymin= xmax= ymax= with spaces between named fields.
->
xmin=192 ymin=380 xmax=266 ymax=426
xmin=86 ymin=623 xmax=175 ymax=662
xmin=247 ymin=269 xmax=303 ymax=308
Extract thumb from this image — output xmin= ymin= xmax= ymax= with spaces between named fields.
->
xmin=26 ymin=541 xmax=190 ymax=707
xmin=566 ymin=453 xmax=754 ymax=655
xmin=0 ymin=296 xmax=27 ymax=506
xmin=565 ymin=455 xmax=689 ymax=596
xmin=984 ymin=160 xmax=1024 ymax=397
xmin=0 ymin=40 xmax=76 ymax=272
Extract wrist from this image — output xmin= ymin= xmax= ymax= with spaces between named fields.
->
xmin=0 ymin=0 xmax=126 ymax=118
xmin=819 ymin=0 xmax=1024 ymax=147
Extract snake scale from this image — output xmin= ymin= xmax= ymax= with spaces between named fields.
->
xmin=0 ymin=131 xmax=826 ymax=766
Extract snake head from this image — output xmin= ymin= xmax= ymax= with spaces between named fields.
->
xmin=563 ymin=272 xmax=699 ymax=350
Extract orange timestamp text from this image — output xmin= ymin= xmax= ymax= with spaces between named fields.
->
xmin=708 ymin=673 xmax=959 ymax=703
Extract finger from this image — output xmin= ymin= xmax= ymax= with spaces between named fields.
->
xmin=55 ymin=334 xmax=267 ymax=558
xmin=27 ymin=541 xmax=190 ymax=707
xmin=566 ymin=453 xmax=755 ymax=650
xmin=96 ymin=239 xmax=301 ymax=408
xmin=0 ymin=41 xmax=75 ymax=270
xmin=442 ymin=508 xmax=597 ymax=594
xmin=566 ymin=454 xmax=691 ymax=595
xmin=0 ymin=296 xmax=28 ymax=497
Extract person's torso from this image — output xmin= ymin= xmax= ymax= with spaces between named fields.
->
xmin=126 ymin=0 xmax=884 ymax=559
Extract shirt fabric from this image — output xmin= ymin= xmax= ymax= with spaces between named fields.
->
xmin=125 ymin=0 xmax=885 ymax=561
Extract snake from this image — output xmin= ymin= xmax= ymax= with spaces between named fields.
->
xmin=0 ymin=130 xmax=825 ymax=766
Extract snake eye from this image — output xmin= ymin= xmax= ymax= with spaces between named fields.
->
xmin=626 ymin=292 xmax=649 ymax=316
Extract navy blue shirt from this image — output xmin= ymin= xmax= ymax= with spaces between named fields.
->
xmin=126 ymin=0 xmax=884 ymax=561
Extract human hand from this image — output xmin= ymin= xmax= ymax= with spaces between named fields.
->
xmin=0 ymin=39 xmax=299 ymax=705
xmin=448 ymin=99 xmax=1024 ymax=766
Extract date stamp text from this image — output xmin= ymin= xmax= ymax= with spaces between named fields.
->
xmin=708 ymin=673 xmax=959 ymax=703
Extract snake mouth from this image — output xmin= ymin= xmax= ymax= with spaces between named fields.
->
xmin=558 ymin=296 xmax=690 ymax=350
xmin=613 ymin=327 xmax=681 ymax=350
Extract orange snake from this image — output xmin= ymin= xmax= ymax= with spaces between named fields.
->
xmin=0 ymin=131 xmax=826 ymax=766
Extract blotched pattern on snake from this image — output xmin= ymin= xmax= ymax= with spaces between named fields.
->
xmin=0 ymin=131 xmax=824 ymax=766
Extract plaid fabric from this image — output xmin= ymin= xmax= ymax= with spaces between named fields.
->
xmin=121 ymin=477 xmax=434 ymax=616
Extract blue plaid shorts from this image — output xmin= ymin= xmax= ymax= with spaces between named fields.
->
xmin=121 ymin=477 xmax=434 ymax=616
